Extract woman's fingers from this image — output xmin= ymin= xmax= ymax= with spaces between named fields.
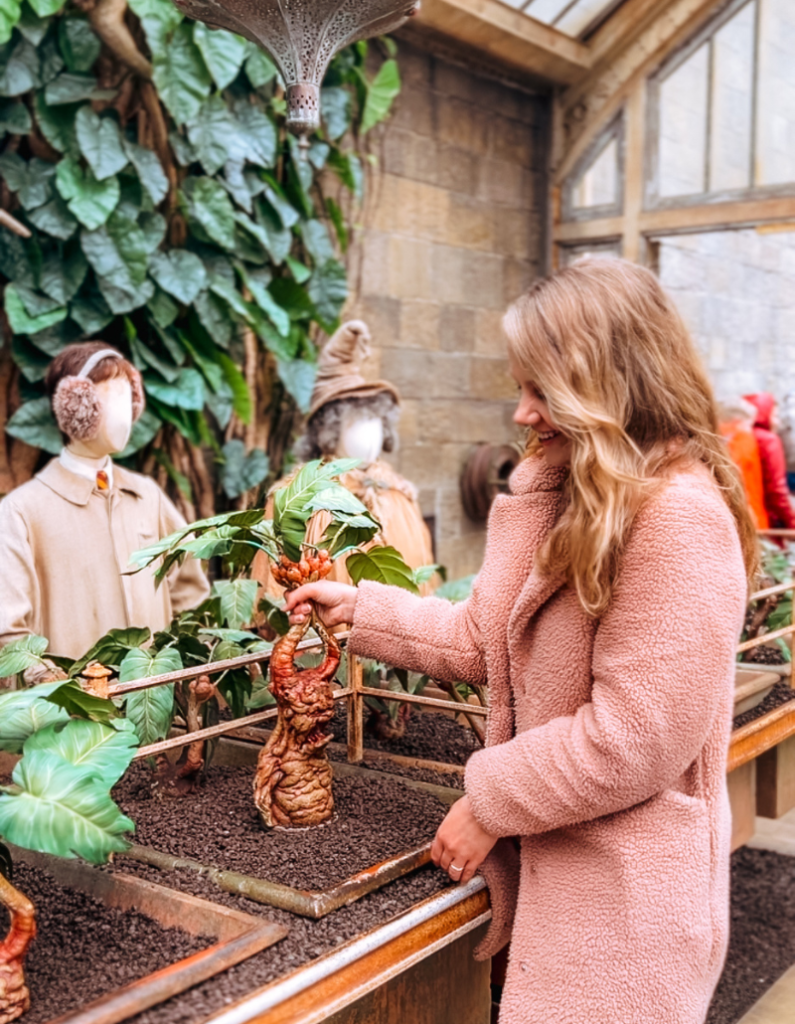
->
xmin=459 ymin=861 xmax=477 ymax=885
xmin=430 ymin=836 xmax=444 ymax=866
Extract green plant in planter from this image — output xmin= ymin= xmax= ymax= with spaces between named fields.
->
xmin=129 ymin=457 xmax=419 ymax=828
xmin=741 ymin=540 xmax=795 ymax=665
xmin=0 ymin=641 xmax=137 ymax=1022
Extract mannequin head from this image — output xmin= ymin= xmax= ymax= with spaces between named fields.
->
xmin=294 ymin=392 xmax=399 ymax=464
xmin=45 ymin=343 xmax=144 ymax=457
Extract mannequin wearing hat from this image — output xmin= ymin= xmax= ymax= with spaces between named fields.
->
xmin=253 ymin=321 xmax=435 ymax=601
xmin=0 ymin=342 xmax=210 ymax=672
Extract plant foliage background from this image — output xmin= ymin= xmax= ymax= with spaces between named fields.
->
xmin=0 ymin=0 xmax=401 ymax=518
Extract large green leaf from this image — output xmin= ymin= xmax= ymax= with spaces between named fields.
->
xmin=277 ymin=357 xmax=316 ymax=414
xmin=40 ymin=243 xmax=87 ymax=304
xmin=245 ymin=45 xmax=277 ymax=89
xmin=220 ymin=439 xmax=269 ymax=499
xmin=118 ymin=406 xmax=161 ymax=458
xmin=58 ymin=17 xmax=101 ymax=73
xmin=14 ymin=4 xmax=49 ymax=46
xmin=301 ymin=219 xmax=335 ymax=266
xmin=0 ymin=749 xmax=133 ymax=862
xmin=212 ymin=578 xmax=260 ymax=629
xmin=360 ymin=59 xmax=401 ymax=134
xmin=152 ymin=22 xmax=211 ymax=126
xmin=27 ymin=0 xmax=63 ymax=16
xmin=347 ymin=546 xmax=418 ymax=593
xmin=120 ymin=645 xmax=181 ymax=746
xmin=0 ymin=0 xmax=21 ymax=47
xmin=0 ymin=37 xmax=40 ymax=97
xmin=70 ymin=287 xmax=113 ymax=333
xmin=0 ymin=682 xmax=70 ymax=754
xmin=234 ymin=102 xmax=277 ymax=168
xmin=35 ymin=93 xmax=78 ymax=156
xmin=27 ymin=194 xmax=78 ymax=239
xmin=193 ymin=289 xmax=232 ymax=348
xmin=75 ymin=106 xmax=127 ymax=181
xmin=0 ymin=226 xmax=35 ymax=285
xmin=4 ymin=396 xmax=62 ymax=453
xmin=128 ymin=0 xmax=182 ymax=52
xmin=45 ymin=680 xmax=120 ymax=725
xmin=320 ymin=86 xmax=351 ymax=141
xmin=144 ymin=366 xmax=204 ymax=410
xmin=0 ymin=634 xmax=49 ymax=679
xmin=122 ymin=138 xmax=168 ymax=205
xmin=182 ymin=175 xmax=236 ymax=249
xmin=308 ymin=259 xmax=348 ymax=324
xmin=193 ymin=23 xmax=246 ymax=90
xmin=44 ymin=72 xmax=114 ymax=105
xmin=56 ymin=157 xmax=119 ymax=229
xmin=70 ymin=626 xmax=152 ymax=677
xmin=4 ymin=283 xmax=67 ymax=335
xmin=240 ymin=265 xmax=289 ymax=337
xmin=24 ymin=719 xmax=138 ymax=785
xmin=187 ymin=93 xmax=245 ymax=175
xmin=0 ymin=152 xmax=54 ymax=209
xmin=0 ymin=97 xmax=31 ymax=135
xmin=149 ymin=249 xmax=206 ymax=305
xmin=81 ymin=209 xmax=152 ymax=314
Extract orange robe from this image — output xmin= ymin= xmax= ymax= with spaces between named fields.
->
xmin=720 ymin=420 xmax=769 ymax=530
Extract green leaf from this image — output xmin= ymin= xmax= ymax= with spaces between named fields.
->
xmin=0 ymin=152 xmax=53 ymax=209
xmin=27 ymin=0 xmax=62 ymax=16
xmin=187 ymin=93 xmax=245 ymax=175
xmin=0 ymin=37 xmax=39 ymax=97
xmin=24 ymin=718 xmax=137 ymax=785
xmin=14 ymin=282 xmax=62 ymax=318
xmin=35 ymin=94 xmax=78 ymax=156
xmin=58 ymin=17 xmax=101 ymax=73
xmin=128 ymin=331 xmax=179 ymax=383
xmin=44 ymin=71 xmax=113 ymax=105
xmin=27 ymin=318 xmax=78 ymax=357
xmin=0 ymin=0 xmax=21 ymax=47
xmin=128 ymin=0 xmax=182 ymax=53
xmin=325 ymin=196 xmax=348 ymax=253
xmin=5 ymin=396 xmax=62 ymax=453
xmin=245 ymin=45 xmax=277 ymax=88
xmin=12 ymin=333 xmax=50 ymax=380
xmin=347 ymin=546 xmax=419 ymax=593
xmin=81 ymin=209 xmax=151 ymax=314
xmin=4 ymin=282 xmax=67 ymax=335
xmin=27 ymin=194 xmax=77 ymax=239
xmin=276 ymin=357 xmax=316 ymax=414
xmin=75 ymin=106 xmax=127 ymax=181
xmin=261 ymin=175 xmax=299 ymax=229
xmin=15 ymin=3 xmax=48 ymax=46
xmin=328 ymin=149 xmax=363 ymax=200
xmin=144 ymin=366 xmax=205 ymax=410
xmin=44 ymin=680 xmax=120 ymax=726
xmin=70 ymin=287 xmax=113 ymax=333
xmin=0 ymin=748 xmax=133 ymax=862
xmin=0 ymin=98 xmax=30 ymax=134
xmin=308 ymin=259 xmax=348 ymax=324
xmin=40 ymin=243 xmax=87 ymax=304
xmin=286 ymin=254 xmax=311 ymax=284
xmin=321 ymin=86 xmax=351 ymax=141
xmin=0 ymin=633 xmax=48 ymax=679
xmin=182 ymin=175 xmax=235 ymax=249
xmin=240 ymin=265 xmax=289 ymax=337
xmin=212 ymin=578 xmax=260 ymax=629
xmin=193 ymin=289 xmax=232 ymax=348
xmin=413 ymin=564 xmax=445 ymax=586
xmin=0 ymin=682 xmax=69 ymax=754
xmin=234 ymin=102 xmax=277 ymax=168
xmin=308 ymin=140 xmax=329 ymax=172
xmin=360 ymin=59 xmax=400 ymax=134
xmin=269 ymin=277 xmax=315 ymax=320
xmin=122 ymin=138 xmax=168 ymax=206
xmin=246 ymin=673 xmax=276 ymax=710
xmin=148 ymin=249 xmax=206 ymax=305
xmin=152 ymin=22 xmax=211 ymax=126
xmin=301 ymin=219 xmax=335 ymax=265
xmin=38 ymin=32 xmax=63 ymax=84
xmin=147 ymin=287 xmax=179 ymax=329
xmin=221 ymin=438 xmax=269 ymax=499
xmin=139 ymin=210 xmax=167 ymax=252
xmin=215 ymin=348 xmax=251 ymax=422
xmin=193 ymin=23 xmax=246 ymax=89
xmin=257 ymin=596 xmax=289 ymax=638
xmin=56 ymin=157 xmax=119 ymax=229
xmin=120 ymin=645 xmax=181 ymax=746
xmin=70 ymin=626 xmax=152 ymax=677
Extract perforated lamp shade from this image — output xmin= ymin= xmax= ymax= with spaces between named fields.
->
xmin=170 ymin=0 xmax=420 ymax=141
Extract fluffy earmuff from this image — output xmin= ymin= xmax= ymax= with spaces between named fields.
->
xmin=52 ymin=349 xmax=145 ymax=441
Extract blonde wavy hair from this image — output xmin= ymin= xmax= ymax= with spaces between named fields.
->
xmin=504 ymin=257 xmax=758 ymax=616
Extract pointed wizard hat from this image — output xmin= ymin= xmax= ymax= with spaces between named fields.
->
xmin=308 ymin=320 xmax=401 ymax=419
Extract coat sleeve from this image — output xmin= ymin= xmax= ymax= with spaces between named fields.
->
xmin=158 ymin=492 xmax=211 ymax=614
xmin=349 ymin=579 xmax=487 ymax=686
xmin=0 ymin=498 xmax=40 ymax=649
xmin=465 ymin=481 xmax=747 ymax=838
xmin=757 ymin=429 xmax=795 ymax=528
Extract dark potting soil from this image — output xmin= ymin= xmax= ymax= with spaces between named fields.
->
xmin=118 ymin=861 xmax=451 ymax=1024
xmin=0 ymin=861 xmax=209 ymax=1024
xmin=733 ymin=679 xmax=795 ymax=730
xmin=114 ymin=762 xmax=449 ymax=890
xmin=337 ymin=700 xmax=481 ymax=766
xmin=707 ymin=847 xmax=795 ymax=1023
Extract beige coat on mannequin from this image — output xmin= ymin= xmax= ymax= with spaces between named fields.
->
xmin=0 ymin=459 xmax=209 ymax=660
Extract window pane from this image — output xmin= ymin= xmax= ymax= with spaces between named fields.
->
xmin=573 ymin=137 xmax=619 ymax=208
xmin=555 ymin=0 xmax=619 ymax=37
xmin=710 ymin=2 xmax=755 ymax=192
xmin=522 ymin=0 xmax=575 ymax=24
xmin=658 ymin=43 xmax=709 ymax=197
xmin=756 ymin=0 xmax=795 ymax=186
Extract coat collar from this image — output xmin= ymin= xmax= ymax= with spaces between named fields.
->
xmin=36 ymin=458 xmax=144 ymax=507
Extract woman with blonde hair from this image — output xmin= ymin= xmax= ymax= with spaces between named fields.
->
xmin=286 ymin=258 xmax=755 ymax=1023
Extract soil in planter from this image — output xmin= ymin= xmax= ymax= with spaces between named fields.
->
xmin=707 ymin=847 xmax=795 ymax=1023
xmin=733 ymin=679 xmax=795 ymax=730
xmin=356 ymin=703 xmax=481 ymax=765
xmin=0 ymin=861 xmax=209 ymax=1024
xmin=114 ymin=762 xmax=449 ymax=890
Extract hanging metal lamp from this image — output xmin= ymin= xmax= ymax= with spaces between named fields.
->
xmin=170 ymin=0 xmax=420 ymax=144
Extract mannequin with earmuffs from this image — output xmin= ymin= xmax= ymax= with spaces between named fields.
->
xmin=0 ymin=342 xmax=210 ymax=676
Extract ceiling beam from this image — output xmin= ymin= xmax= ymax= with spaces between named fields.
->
xmin=413 ymin=0 xmax=592 ymax=85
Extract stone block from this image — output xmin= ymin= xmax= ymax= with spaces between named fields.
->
xmin=488 ymin=114 xmax=536 ymax=169
xmin=434 ymin=246 xmax=505 ymax=309
xmin=437 ymin=95 xmax=491 ymax=156
xmin=503 ymin=257 xmax=535 ymax=306
xmin=492 ymin=207 xmax=534 ymax=260
xmin=436 ymin=533 xmax=487 ymax=580
xmin=391 ymin=83 xmax=434 ymax=137
xmin=439 ymin=306 xmax=476 ymax=352
xmin=396 ymin=397 xmax=420 ymax=445
xmin=469 ymin=357 xmax=516 ymax=401
xmin=378 ymin=349 xmax=470 ymax=400
xmin=436 ymin=486 xmax=481 ymax=540
xmin=360 ymin=231 xmax=392 ymax=297
xmin=418 ymin=399 xmax=516 ymax=444
xmin=380 ymin=175 xmax=450 ymax=243
xmin=387 ymin=236 xmax=435 ymax=300
xmin=445 ymin=194 xmax=494 ymax=251
xmin=477 ymin=159 xmax=533 ymax=208
xmin=381 ymin=128 xmax=439 ymax=186
xmin=348 ymin=295 xmax=401 ymax=346
xmin=436 ymin=144 xmax=480 ymax=197
xmin=398 ymin=440 xmax=470 ymax=489
xmin=400 ymin=300 xmax=441 ymax=350
xmin=474 ymin=309 xmax=507 ymax=357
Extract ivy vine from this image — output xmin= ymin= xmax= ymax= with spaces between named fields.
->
xmin=0 ymin=0 xmax=401 ymax=513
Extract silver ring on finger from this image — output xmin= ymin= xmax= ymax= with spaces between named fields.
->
xmin=449 ymin=862 xmax=464 ymax=876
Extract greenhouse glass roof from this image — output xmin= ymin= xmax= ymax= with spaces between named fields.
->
xmin=497 ymin=0 xmax=627 ymax=38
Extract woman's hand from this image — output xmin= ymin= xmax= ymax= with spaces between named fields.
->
xmin=283 ymin=581 xmax=358 ymax=629
xmin=431 ymin=795 xmax=498 ymax=885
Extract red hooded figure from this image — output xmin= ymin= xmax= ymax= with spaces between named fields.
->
xmin=744 ymin=392 xmax=795 ymax=529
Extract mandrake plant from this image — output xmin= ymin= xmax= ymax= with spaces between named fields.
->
xmin=130 ymin=457 xmax=420 ymax=829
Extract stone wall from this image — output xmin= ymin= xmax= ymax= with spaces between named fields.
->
xmin=347 ymin=39 xmax=550 ymax=580
xmin=658 ymin=228 xmax=795 ymax=401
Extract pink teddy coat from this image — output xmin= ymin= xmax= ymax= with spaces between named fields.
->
xmin=349 ymin=454 xmax=747 ymax=1024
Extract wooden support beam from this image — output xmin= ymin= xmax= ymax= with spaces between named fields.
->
xmin=414 ymin=0 xmax=591 ymax=85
